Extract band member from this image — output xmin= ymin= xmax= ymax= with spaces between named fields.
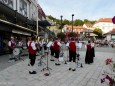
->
xmin=27 ymin=37 xmax=32 ymax=66
xmin=53 ymin=37 xmax=62 ymax=65
xmin=50 ymin=39 xmax=55 ymax=61
xmin=85 ymin=40 xmax=93 ymax=64
xmin=28 ymin=36 xmax=37 ymax=74
xmin=8 ymin=36 xmax=16 ymax=62
xmin=39 ymin=39 xmax=43 ymax=55
xmin=91 ymin=40 xmax=95 ymax=63
xmin=68 ymin=38 xmax=77 ymax=71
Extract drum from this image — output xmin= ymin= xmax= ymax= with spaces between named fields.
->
xmin=13 ymin=48 xmax=22 ymax=55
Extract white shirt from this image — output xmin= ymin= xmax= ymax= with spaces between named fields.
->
xmin=27 ymin=41 xmax=36 ymax=50
xmin=57 ymin=41 xmax=62 ymax=46
xmin=31 ymin=41 xmax=36 ymax=50
xmin=8 ymin=40 xmax=15 ymax=47
xmin=91 ymin=43 xmax=95 ymax=47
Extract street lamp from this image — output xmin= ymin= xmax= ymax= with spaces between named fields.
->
xmin=60 ymin=15 xmax=63 ymax=32
xmin=72 ymin=14 xmax=74 ymax=32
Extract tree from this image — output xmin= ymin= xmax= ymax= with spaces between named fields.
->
xmin=63 ymin=19 xmax=70 ymax=25
xmin=93 ymin=28 xmax=103 ymax=37
xmin=57 ymin=32 xmax=66 ymax=41
xmin=68 ymin=32 xmax=77 ymax=37
xmin=74 ymin=19 xmax=84 ymax=26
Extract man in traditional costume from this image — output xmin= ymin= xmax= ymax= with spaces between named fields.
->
xmin=68 ymin=38 xmax=77 ymax=71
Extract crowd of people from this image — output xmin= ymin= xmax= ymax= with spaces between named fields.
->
xmin=8 ymin=36 xmax=96 ymax=74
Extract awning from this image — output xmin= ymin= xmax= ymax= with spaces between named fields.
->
xmin=12 ymin=29 xmax=31 ymax=36
xmin=38 ymin=20 xmax=51 ymax=26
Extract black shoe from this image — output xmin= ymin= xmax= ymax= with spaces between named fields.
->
xmin=50 ymin=59 xmax=54 ymax=61
xmin=29 ymin=71 xmax=37 ymax=74
xmin=72 ymin=69 xmax=76 ymax=71
xmin=55 ymin=63 xmax=60 ymax=66
xmin=68 ymin=68 xmax=71 ymax=70
xmin=28 ymin=64 xmax=30 ymax=66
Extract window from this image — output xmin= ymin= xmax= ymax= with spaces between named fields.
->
xmin=19 ymin=0 xmax=27 ymax=16
xmin=0 ymin=0 xmax=13 ymax=9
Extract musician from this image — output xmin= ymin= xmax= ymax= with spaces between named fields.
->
xmin=49 ymin=39 xmax=55 ymax=61
xmin=68 ymin=38 xmax=77 ymax=71
xmin=85 ymin=40 xmax=93 ymax=64
xmin=53 ymin=37 xmax=62 ymax=65
xmin=8 ymin=36 xmax=16 ymax=62
xmin=27 ymin=37 xmax=32 ymax=66
xmin=28 ymin=36 xmax=37 ymax=74
xmin=91 ymin=40 xmax=95 ymax=63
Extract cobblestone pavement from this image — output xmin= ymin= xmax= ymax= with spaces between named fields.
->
xmin=0 ymin=47 xmax=115 ymax=86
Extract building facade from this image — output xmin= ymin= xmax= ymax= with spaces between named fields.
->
xmin=0 ymin=0 xmax=52 ymax=55
xmin=93 ymin=18 xmax=115 ymax=34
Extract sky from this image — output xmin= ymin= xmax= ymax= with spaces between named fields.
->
xmin=37 ymin=0 xmax=115 ymax=21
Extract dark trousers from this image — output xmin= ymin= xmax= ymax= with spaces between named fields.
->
xmin=69 ymin=51 xmax=76 ymax=62
xmin=29 ymin=54 xmax=36 ymax=66
xmin=8 ymin=47 xmax=13 ymax=54
xmin=54 ymin=50 xmax=60 ymax=58
xmin=50 ymin=48 xmax=55 ymax=56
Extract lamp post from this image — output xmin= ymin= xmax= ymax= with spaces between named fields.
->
xmin=72 ymin=14 xmax=74 ymax=32
xmin=36 ymin=5 xmax=38 ymax=37
xmin=60 ymin=15 xmax=63 ymax=32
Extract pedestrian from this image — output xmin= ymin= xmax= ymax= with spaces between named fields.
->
xmin=85 ymin=40 xmax=93 ymax=64
xmin=49 ymin=39 xmax=55 ymax=61
xmin=28 ymin=36 xmax=37 ymax=74
xmin=27 ymin=37 xmax=32 ymax=66
xmin=53 ymin=37 xmax=62 ymax=65
xmin=68 ymin=38 xmax=77 ymax=71
xmin=8 ymin=36 xmax=16 ymax=62
xmin=91 ymin=40 xmax=95 ymax=63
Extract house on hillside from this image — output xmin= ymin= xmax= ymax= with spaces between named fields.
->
xmin=93 ymin=18 xmax=115 ymax=34
xmin=63 ymin=25 xmax=87 ymax=33
xmin=83 ymin=24 xmax=93 ymax=30
xmin=104 ymin=29 xmax=115 ymax=41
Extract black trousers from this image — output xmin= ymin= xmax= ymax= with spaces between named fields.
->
xmin=8 ymin=47 xmax=13 ymax=54
xmin=54 ymin=50 xmax=60 ymax=58
xmin=29 ymin=54 xmax=36 ymax=66
xmin=69 ymin=51 xmax=76 ymax=62
xmin=50 ymin=48 xmax=55 ymax=56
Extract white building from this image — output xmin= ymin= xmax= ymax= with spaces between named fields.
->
xmin=83 ymin=24 xmax=93 ymax=30
xmin=93 ymin=18 xmax=115 ymax=34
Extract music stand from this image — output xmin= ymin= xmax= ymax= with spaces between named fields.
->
xmin=41 ymin=42 xmax=52 ymax=76
xmin=76 ymin=43 xmax=83 ymax=68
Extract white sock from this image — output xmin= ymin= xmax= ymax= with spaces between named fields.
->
xmin=29 ymin=66 xmax=33 ymax=72
xmin=69 ymin=62 xmax=72 ymax=68
xmin=73 ymin=62 xmax=76 ymax=69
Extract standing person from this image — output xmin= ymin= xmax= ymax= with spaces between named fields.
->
xmin=68 ymin=38 xmax=77 ymax=71
xmin=91 ymin=40 xmax=95 ymax=63
xmin=49 ymin=39 xmax=55 ymax=61
xmin=8 ymin=36 xmax=16 ymax=62
xmin=39 ymin=39 xmax=43 ymax=55
xmin=27 ymin=37 xmax=32 ymax=66
xmin=53 ymin=37 xmax=62 ymax=65
xmin=28 ymin=36 xmax=37 ymax=74
xmin=85 ymin=40 xmax=93 ymax=64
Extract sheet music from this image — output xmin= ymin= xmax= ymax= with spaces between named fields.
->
xmin=47 ymin=41 xmax=53 ymax=47
xmin=76 ymin=43 xmax=82 ymax=48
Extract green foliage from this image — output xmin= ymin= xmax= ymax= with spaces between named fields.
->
xmin=84 ymin=19 xmax=96 ymax=24
xmin=68 ymin=32 xmax=77 ymax=37
xmin=57 ymin=32 xmax=66 ymax=41
xmin=74 ymin=19 xmax=84 ymax=26
xmin=93 ymin=28 xmax=103 ymax=37
xmin=47 ymin=15 xmax=96 ymax=26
